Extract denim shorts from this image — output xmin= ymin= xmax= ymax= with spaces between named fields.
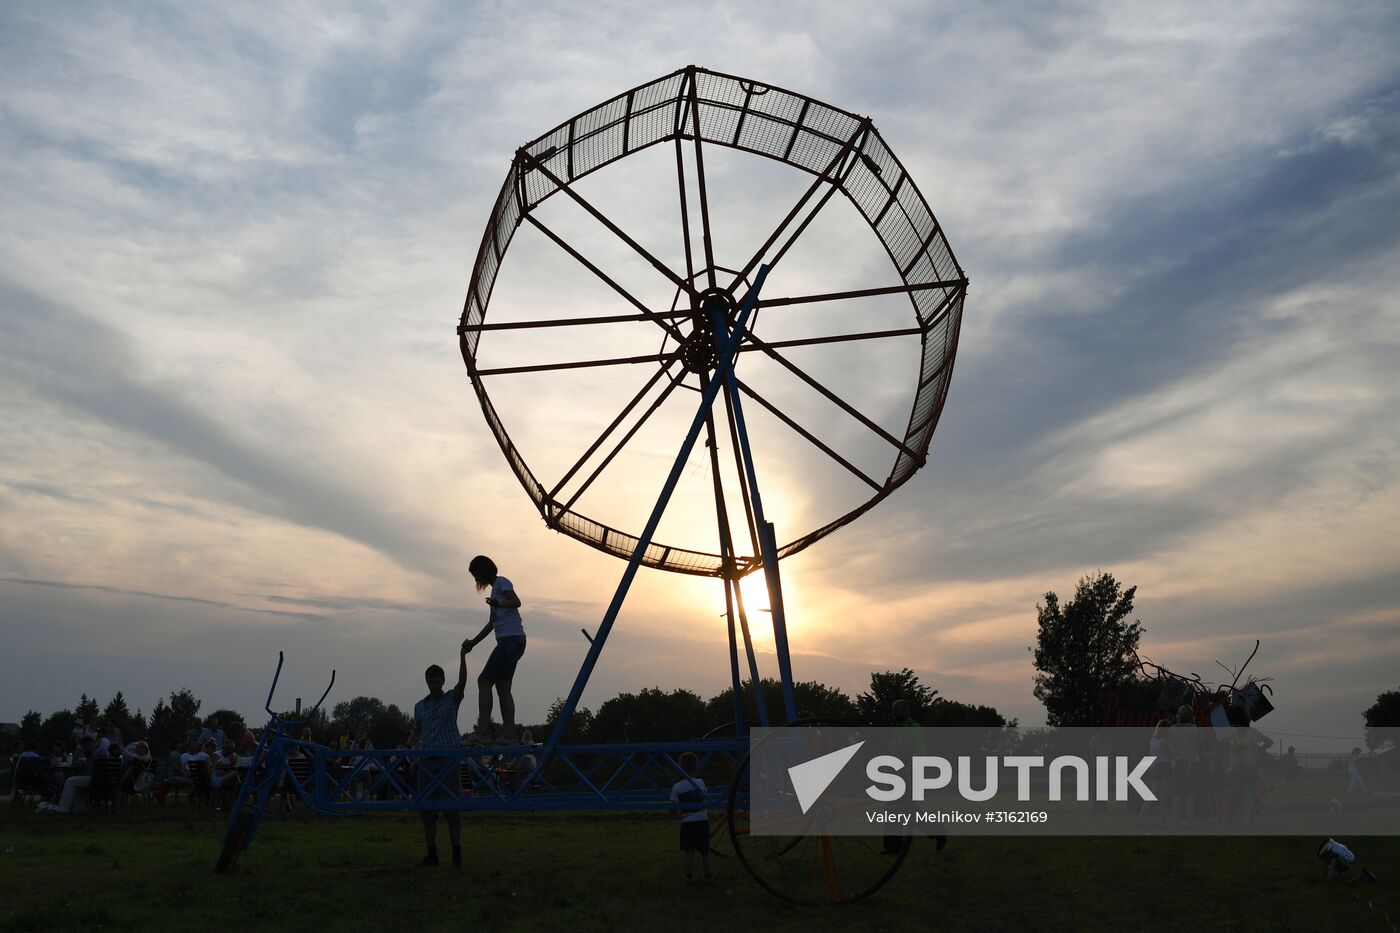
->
xmin=480 ymin=635 xmax=526 ymax=684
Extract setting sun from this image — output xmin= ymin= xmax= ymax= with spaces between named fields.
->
xmin=738 ymin=571 xmax=774 ymax=616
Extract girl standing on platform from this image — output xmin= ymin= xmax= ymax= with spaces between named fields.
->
xmin=465 ymin=555 xmax=526 ymax=743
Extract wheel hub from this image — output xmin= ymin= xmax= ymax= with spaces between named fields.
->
xmin=680 ymin=288 xmax=735 ymax=374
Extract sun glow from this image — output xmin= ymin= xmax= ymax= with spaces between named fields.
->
xmin=738 ymin=571 xmax=774 ymax=616
xmin=739 ymin=568 xmax=817 ymax=644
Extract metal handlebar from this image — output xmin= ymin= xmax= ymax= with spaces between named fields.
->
xmin=261 ymin=651 xmax=334 ymax=720
xmin=264 ymin=651 xmax=286 ymax=717
xmin=308 ymin=669 xmax=336 ymax=717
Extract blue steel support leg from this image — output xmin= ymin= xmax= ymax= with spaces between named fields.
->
xmin=723 ymin=580 xmax=746 ymax=735
xmin=757 ymin=521 xmax=799 ymax=722
xmin=698 ymin=374 xmax=751 ymax=738
xmin=731 ymin=578 xmax=770 ymax=727
xmin=712 ymin=315 xmax=799 ymax=724
xmin=541 ymin=266 xmax=772 ymax=760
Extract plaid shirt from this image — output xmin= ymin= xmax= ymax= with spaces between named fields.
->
xmin=413 ymin=688 xmax=463 ymax=750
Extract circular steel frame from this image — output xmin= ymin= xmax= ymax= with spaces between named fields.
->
xmin=458 ymin=65 xmax=967 ymax=578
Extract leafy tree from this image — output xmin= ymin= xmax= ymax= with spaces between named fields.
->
xmin=1030 ymin=572 xmax=1144 ymax=727
xmin=168 ymin=688 xmax=202 ymax=731
xmin=370 ymin=704 xmax=413 ymax=748
xmin=39 ymin=709 xmax=78 ymax=748
xmin=1363 ymin=688 xmax=1400 ymax=751
xmin=855 ymin=669 xmax=940 ymax=725
xmin=332 ymin=696 xmax=387 ymax=733
xmin=206 ymin=709 xmax=248 ymax=736
xmin=541 ymin=698 xmax=594 ymax=744
xmin=924 ymin=698 xmax=1015 ymax=728
xmin=20 ymin=710 xmax=42 ymax=743
xmin=75 ymin=694 xmax=99 ymax=725
xmin=278 ymin=706 xmax=331 ymax=743
xmin=591 ymin=688 xmax=709 ymax=742
xmin=330 ymin=696 xmax=411 ymax=748
xmin=705 ymin=679 xmax=858 ymax=727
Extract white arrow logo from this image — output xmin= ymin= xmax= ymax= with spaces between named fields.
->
xmin=787 ymin=741 xmax=865 ymax=814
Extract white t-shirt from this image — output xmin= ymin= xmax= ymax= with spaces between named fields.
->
xmin=490 ymin=576 xmax=525 ymax=639
xmin=670 ymin=776 xmax=709 ymax=824
xmin=1321 ymin=839 xmax=1355 ymax=865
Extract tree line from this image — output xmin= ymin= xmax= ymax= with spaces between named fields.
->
xmin=16 ymin=571 xmax=1395 ymax=750
xmin=15 ymin=669 xmax=1012 ymax=755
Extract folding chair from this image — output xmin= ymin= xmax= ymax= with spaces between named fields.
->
xmin=87 ymin=758 xmax=123 ymax=814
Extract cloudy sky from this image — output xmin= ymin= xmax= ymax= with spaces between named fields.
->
xmin=2 ymin=1 xmax=1397 ymax=743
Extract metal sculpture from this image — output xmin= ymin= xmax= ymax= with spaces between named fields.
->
xmin=220 ymin=66 xmax=966 ymax=905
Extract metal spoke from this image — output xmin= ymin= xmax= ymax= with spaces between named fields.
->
xmin=460 ymin=310 xmax=683 ymax=333
xmin=675 ymin=135 xmax=697 ymax=293
xmin=475 ymin=353 xmax=672 ymax=378
xmin=755 ymin=278 xmax=966 ymax=309
xmin=549 ymin=356 xmax=683 ymax=502
xmin=740 ymin=331 xmax=923 ymax=464
xmin=518 ymin=148 xmax=696 ymax=297
xmin=457 ymin=279 xmax=965 ymax=334
xmin=735 ymin=326 xmax=923 ymax=353
xmin=725 ymin=121 xmax=869 ymax=294
xmin=685 ymin=69 xmax=717 ymax=290
xmin=735 ymin=379 xmax=882 ymax=491
xmin=557 ymin=366 xmax=689 ymax=514
xmin=525 ymin=214 xmax=685 ymax=343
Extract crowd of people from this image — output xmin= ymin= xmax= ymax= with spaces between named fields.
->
xmin=8 ymin=714 xmax=263 ymax=815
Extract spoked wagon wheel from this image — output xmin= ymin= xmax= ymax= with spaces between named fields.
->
xmin=457 ymin=65 xmax=966 ymax=581
xmin=726 ymin=719 xmax=909 ymax=905
xmin=700 ymin=720 xmax=760 ymax=856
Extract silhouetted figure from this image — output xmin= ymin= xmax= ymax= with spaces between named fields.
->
xmin=465 ymin=555 xmax=526 ymax=742
xmin=408 ymin=641 xmax=469 ymax=868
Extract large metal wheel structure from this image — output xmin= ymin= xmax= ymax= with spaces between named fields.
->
xmin=455 ymin=65 xmax=965 ymax=903
xmin=222 ymin=69 xmax=965 ymax=905
xmin=457 ymin=65 xmax=966 ymax=581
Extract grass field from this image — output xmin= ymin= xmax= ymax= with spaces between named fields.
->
xmin=3 ymin=800 xmax=1398 ymax=933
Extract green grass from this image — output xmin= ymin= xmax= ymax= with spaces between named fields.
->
xmin=1 ymin=802 xmax=1397 ymax=932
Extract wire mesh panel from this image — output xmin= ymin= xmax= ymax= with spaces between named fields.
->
xmin=458 ymin=66 xmax=967 ymax=577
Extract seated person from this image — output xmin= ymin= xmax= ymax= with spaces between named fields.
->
xmin=38 ymin=736 xmax=101 ymax=814
xmin=166 ymin=740 xmax=193 ymax=786
xmin=184 ymin=740 xmax=214 ymax=793
xmin=512 ymin=730 xmax=539 ymax=773
xmin=119 ymin=742 xmax=154 ymax=795
xmin=9 ymin=741 xmax=49 ymax=803
xmin=211 ymin=740 xmax=243 ymax=805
